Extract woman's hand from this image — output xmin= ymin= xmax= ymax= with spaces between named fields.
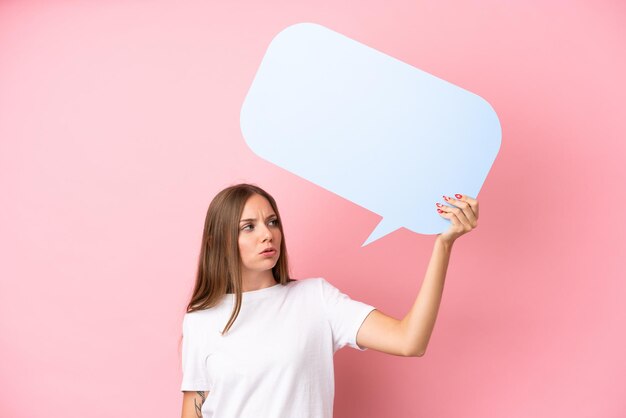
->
xmin=436 ymin=194 xmax=479 ymax=246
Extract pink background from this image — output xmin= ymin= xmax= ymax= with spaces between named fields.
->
xmin=1 ymin=1 xmax=625 ymax=417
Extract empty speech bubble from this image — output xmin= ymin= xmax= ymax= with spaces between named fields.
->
xmin=240 ymin=23 xmax=501 ymax=246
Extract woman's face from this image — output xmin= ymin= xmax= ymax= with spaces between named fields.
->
xmin=238 ymin=193 xmax=282 ymax=279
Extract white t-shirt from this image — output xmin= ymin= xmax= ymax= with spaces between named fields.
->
xmin=180 ymin=277 xmax=376 ymax=418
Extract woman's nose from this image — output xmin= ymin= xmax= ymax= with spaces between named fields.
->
xmin=261 ymin=225 xmax=273 ymax=242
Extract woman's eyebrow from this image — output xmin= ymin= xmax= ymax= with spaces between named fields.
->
xmin=239 ymin=214 xmax=277 ymax=223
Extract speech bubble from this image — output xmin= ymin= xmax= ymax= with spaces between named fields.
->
xmin=240 ymin=23 xmax=501 ymax=246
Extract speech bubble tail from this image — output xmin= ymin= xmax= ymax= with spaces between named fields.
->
xmin=362 ymin=218 xmax=397 ymax=247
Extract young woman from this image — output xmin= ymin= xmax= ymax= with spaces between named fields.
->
xmin=180 ymin=183 xmax=479 ymax=418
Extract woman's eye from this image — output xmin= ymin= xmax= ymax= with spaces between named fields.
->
xmin=242 ymin=224 xmax=253 ymax=231
xmin=269 ymin=219 xmax=279 ymax=226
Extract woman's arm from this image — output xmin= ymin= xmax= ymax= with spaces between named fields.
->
xmin=181 ymin=391 xmax=209 ymax=418
xmin=356 ymin=194 xmax=478 ymax=357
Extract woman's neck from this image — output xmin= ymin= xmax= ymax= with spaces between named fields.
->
xmin=241 ymin=270 xmax=276 ymax=292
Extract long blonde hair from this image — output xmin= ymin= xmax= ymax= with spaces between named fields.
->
xmin=186 ymin=183 xmax=293 ymax=334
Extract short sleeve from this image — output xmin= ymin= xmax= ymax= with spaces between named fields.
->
xmin=180 ymin=314 xmax=211 ymax=392
xmin=319 ymin=278 xmax=376 ymax=353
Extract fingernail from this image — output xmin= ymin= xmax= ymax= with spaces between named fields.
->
xmin=455 ymin=194 xmax=462 ymax=199
xmin=436 ymin=203 xmax=443 ymax=207
xmin=437 ymin=209 xmax=443 ymax=213
xmin=443 ymin=195 xmax=449 ymax=201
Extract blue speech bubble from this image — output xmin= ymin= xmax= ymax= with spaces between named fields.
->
xmin=241 ymin=23 xmax=501 ymax=246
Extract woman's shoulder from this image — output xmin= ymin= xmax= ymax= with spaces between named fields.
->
xmin=290 ymin=277 xmax=339 ymax=288
xmin=182 ymin=303 xmax=227 ymax=327
xmin=288 ymin=277 xmax=326 ymax=289
xmin=286 ymin=277 xmax=332 ymax=298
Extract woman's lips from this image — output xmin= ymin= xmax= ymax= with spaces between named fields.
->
xmin=260 ymin=249 xmax=277 ymax=257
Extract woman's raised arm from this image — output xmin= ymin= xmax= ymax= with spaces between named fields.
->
xmin=356 ymin=194 xmax=479 ymax=357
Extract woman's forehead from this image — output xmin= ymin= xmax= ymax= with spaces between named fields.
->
xmin=240 ymin=194 xmax=275 ymax=217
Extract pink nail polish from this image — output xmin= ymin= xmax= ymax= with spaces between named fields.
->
xmin=437 ymin=209 xmax=443 ymax=213
xmin=436 ymin=203 xmax=443 ymax=207
xmin=455 ymin=194 xmax=462 ymax=199
xmin=443 ymin=195 xmax=449 ymax=201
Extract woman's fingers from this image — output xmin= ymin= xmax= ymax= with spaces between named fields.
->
xmin=436 ymin=194 xmax=479 ymax=230
xmin=435 ymin=193 xmax=480 ymax=243
xmin=438 ymin=199 xmax=472 ymax=230
xmin=445 ymin=194 xmax=478 ymax=226
xmin=456 ymin=194 xmax=479 ymax=219
xmin=436 ymin=203 xmax=462 ymax=226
